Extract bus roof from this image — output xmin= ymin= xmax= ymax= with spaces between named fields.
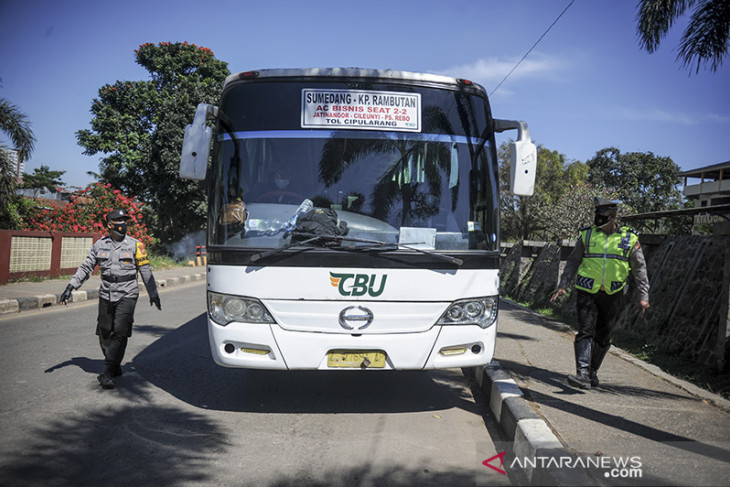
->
xmin=224 ymin=68 xmax=487 ymax=95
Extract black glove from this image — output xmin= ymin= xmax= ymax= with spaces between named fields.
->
xmin=60 ymin=285 xmax=74 ymax=305
xmin=150 ymin=296 xmax=161 ymax=311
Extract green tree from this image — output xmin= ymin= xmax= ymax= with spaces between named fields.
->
xmin=499 ymin=142 xmax=589 ymax=241
xmin=586 ymin=147 xmax=684 ymax=214
xmin=20 ymin=165 xmax=66 ymax=199
xmin=76 ymin=42 xmax=229 ymax=244
xmin=636 ymin=0 xmax=730 ymax=73
xmin=1 ymin=91 xmax=36 ymax=229
xmin=546 ymin=183 xmax=626 ymax=240
xmin=0 ymin=150 xmax=15 ymax=213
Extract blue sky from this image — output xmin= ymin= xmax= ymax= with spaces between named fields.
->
xmin=1 ymin=0 xmax=728 ymax=189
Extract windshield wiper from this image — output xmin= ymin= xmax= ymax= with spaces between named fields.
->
xmin=291 ymin=232 xmax=464 ymax=266
xmin=249 ymin=236 xmax=322 ymax=263
xmin=251 ymin=233 xmax=463 ymax=266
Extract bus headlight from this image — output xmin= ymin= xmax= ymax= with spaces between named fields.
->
xmin=208 ymin=292 xmax=275 ymax=326
xmin=437 ymin=297 xmax=498 ymax=329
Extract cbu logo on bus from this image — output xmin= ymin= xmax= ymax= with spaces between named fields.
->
xmin=329 ymin=272 xmax=388 ymax=297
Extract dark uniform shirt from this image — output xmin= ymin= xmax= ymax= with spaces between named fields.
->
xmin=69 ymin=235 xmax=158 ymax=302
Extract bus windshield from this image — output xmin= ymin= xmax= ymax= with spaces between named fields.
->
xmin=210 ymin=80 xmax=499 ymax=252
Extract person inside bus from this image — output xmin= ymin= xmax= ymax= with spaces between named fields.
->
xmin=245 ymin=165 xmax=307 ymax=205
xmin=218 ymin=162 xmax=246 ymax=239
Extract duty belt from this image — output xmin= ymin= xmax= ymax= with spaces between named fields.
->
xmin=102 ymin=274 xmax=137 ymax=283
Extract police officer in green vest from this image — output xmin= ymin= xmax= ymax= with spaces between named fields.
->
xmin=550 ymin=197 xmax=650 ymax=389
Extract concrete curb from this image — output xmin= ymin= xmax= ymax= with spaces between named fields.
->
xmin=0 ymin=273 xmax=205 ymax=316
xmin=473 ymin=361 xmax=594 ymax=486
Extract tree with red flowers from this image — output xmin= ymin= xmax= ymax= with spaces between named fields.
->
xmin=22 ymin=183 xmax=155 ymax=248
xmin=76 ymin=42 xmax=229 ymax=243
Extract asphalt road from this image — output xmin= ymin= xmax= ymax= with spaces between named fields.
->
xmin=0 ymin=281 xmax=512 ymax=487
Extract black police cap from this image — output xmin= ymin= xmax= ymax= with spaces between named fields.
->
xmin=593 ymin=197 xmax=621 ymax=208
xmin=106 ymin=209 xmax=131 ymax=222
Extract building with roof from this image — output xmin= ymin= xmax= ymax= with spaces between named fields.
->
xmin=681 ymin=160 xmax=730 ymax=208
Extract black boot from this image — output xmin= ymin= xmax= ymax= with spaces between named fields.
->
xmin=97 ymin=365 xmax=116 ymax=389
xmin=590 ymin=343 xmax=611 ymax=387
xmin=98 ymin=333 xmax=127 ymax=388
xmin=110 ymin=364 xmax=123 ymax=377
xmin=567 ymin=339 xmax=593 ymax=389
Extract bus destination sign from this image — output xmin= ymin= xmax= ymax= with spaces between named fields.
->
xmin=301 ymin=89 xmax=421 ymax=132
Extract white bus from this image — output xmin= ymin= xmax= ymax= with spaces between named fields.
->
xmin=180 ymin=68 xmax=536 ymax=370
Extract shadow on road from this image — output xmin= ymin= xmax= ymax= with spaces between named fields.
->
xmin=498 ymin=357 xmax=702 ymax=401
xmin=496 ymin=331 xmax=536 ymax=341
xmin=44 ymin=356 xmax=102 ymax=375
xmin=265 ymin=465 xmax=480 ymax=487
xmin=0 ymin=401 xmax=485 ymax=487
xmin=127 ymin=313 xmax=479 ymax=415
xmin=498 ymin=357 xmax=730 ymax=468
xmin=0 ymin=405 xmax=227 ymax=487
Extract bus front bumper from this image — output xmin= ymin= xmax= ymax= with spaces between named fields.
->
xmin=207 ymin=318 xmax=496 ymax=370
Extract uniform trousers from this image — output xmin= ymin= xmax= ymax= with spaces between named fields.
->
xmin=575 ymin=289 xmax=623 ymax=347
xmin=96 ymin=297 xmax=137 ymax=368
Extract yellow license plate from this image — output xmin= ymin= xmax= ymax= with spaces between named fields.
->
xmin=327 ymin=351 xmax=386 ymax=368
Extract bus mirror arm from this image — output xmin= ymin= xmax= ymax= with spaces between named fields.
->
xmin=180 ymin=103 xmax=218 ymax=180
xmin=494 ymin=119 xmax=537 ymax=196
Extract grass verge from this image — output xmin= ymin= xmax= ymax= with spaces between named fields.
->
xmin=148 ymin=254 xmax=187 ymax=270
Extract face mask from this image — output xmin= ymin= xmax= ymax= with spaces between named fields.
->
xmin=594 ymin=212 xmax=614 ymax=227
xmin=111 ymin=221 xmax=128 ymax=237
xmin=274 ymin=178 xmax=289 ymax=190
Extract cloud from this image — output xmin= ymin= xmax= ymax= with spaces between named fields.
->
xmin=618 ymin=108 xmax=697 ymax=125
xmin=616 ymin=108 xmax=730 ymax=125
xmin=706 ymin=112 xmax=730 ymax=123
xmin=435 ymin=53 xmax=565 ymax=93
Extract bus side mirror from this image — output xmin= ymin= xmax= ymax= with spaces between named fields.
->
xmin=494 ymin=119 xmax=537 ymax=196
xmin=510 ymin=138 xmax=537 ymax=196
xmin=180 ymin=103 xmax=217 ymax=180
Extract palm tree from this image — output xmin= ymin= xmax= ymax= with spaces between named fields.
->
xmin=1 ymin=98 xmax=35 ymax=163
xmin=1 ymin=88 xmax=36 ymax=226
xmin=636 ymin=0 xmax=730 ymax=73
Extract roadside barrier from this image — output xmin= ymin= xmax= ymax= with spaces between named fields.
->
xmin=188 ymin=245 xmax=207 ymax=267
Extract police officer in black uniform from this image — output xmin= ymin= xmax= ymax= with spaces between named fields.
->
xmin=60 ymin=209 xmax=161 ymax=389
xmin=551 ymin=198 xmax=650 ymax=389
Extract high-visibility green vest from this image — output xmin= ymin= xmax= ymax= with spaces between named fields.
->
xmin=575 ymin=226 xmax=638 ymax=295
